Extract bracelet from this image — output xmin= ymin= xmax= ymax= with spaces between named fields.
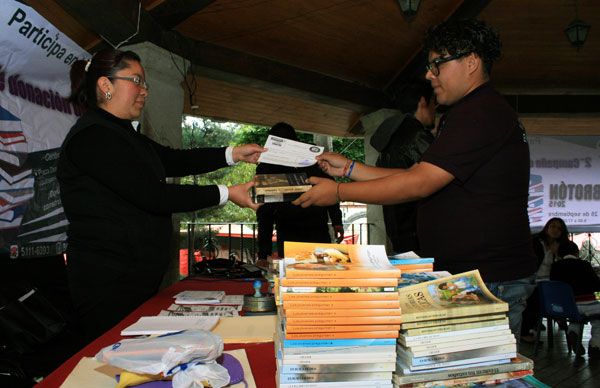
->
xmin=335 ymin=182 xmax=342 ymax=203
xmin=341 ymin=159 xmax=351 ymax=177
xmin=346 ymin=160 xmax=356 ymax=178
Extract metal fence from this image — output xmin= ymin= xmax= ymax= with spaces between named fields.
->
xmin=183 ymin=222 xmax=372 ymax=275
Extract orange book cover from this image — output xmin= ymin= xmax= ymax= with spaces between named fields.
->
xmin=280 ymin=277 xmax=398 ymax=287
xmin=395 ymin=263 xmax=434 ymax=271
xmin=284 ymin=308 xmax=402 ymax=318
xmin=282 ymin=242 xmax=401 ymax=279
xmin=283 ymin=300 xmax=400 ymax=309
xmin=281 ymin=292 xmax=398 ymax=301
xmin=284 ymin=315 xmax=403 ymax=325
xmin=284 ymin=330 xmax=399 ymax=340
xmin=285 ymin=324 xmax=401 ymax=333
xmin=401 ymin=267 xmax=435 ymax=274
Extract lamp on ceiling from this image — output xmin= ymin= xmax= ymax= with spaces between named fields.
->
xmin=565 ymin=0 xmax=591 ymax=50
xmin=398 ymin=0 xmax=421 ymax=20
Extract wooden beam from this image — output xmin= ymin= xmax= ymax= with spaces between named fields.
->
xmin=148 ymin=0 xmax=216 ymax=30
xmin=55 ymin=0 xmax=390 ymax=111
xmin=522 ymin=115 xmax=600 ymax=135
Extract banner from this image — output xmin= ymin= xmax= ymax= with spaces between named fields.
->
xmin=0 ymin=1 xmax=88 ymax=258
xmin=528 ymin=135 xmax=600 ymax=232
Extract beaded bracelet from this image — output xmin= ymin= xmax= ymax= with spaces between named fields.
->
xmin=341 ymin=159 xmax=352 ymax=177
xmin=346 ymin=160 xmax=356 ymax=178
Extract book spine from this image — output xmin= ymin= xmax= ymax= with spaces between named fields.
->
xmin=255 ymin=185 xmax=311 ymax=195
xmin=390 ymin=263 xmax=434 ymax=270
xmin=401 ymin=303 xmax=508 ymax=322
xmin=285 ymin=315 xmax=402 ymax=325
xmin=278 ymin=371 xmax=392 ymax=383
xmin=280 ymin=277 xmax=398 ymax=287
xmin=400 ymin=344 xmax=517 ymax=367
xmin=399 ymin=267 xmax=434 ymax=273
xmin=281 ymin=292 xmax=399 ymax=301
xmin=279 ymin=286 xmax=397 ymax=293
xmin=394 ymin=358 xmax=534 ymax=385
xmin=406 ymin=336 xmax=516 ymax=357
xmin=388 ymin=258 xmax=434 ymax=264
xmin=400 ymin=328 xmax=512 ymax=346
xmin=277 ymin=379 xmax=394 ymax=388
xmin=282 ymin=338 xmax=397 ymax=348
xmin=401 ymin=319 xmax=508 ymax=336
xmin=283 ymin=300 xmax=400 ymax=309
xmin=278 ymin=362 xmax=396 ymax=373
xmin=394 ymin=369 xmax=532 ymax=387
xmin=280 ymin=355 xmax=397 ymax=365
xmin=400 ymin=313 xmax=505 ymax=329
xmin=285 ymin=268 xmax=401 ymax=279
xmin=285 ymin=330 xmax=399 ymax=340
xmin=277 ymin=343 xmax=396 ymax=355
xmin=285 ymin=324 xmax=401 ymax=333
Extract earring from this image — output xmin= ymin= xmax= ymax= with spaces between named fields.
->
xmin=105 ymin=91 xmax=112 ymax=101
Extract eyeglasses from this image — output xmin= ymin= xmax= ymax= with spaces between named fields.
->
xmin=108 ymin=75 xmax=149 ymax=90
xmin=426 ymin=52 xmax=470 ymax=76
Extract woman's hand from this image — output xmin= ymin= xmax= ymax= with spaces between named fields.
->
xmin=292 ymin=177 xmax=338 ymax=207
xmin=228 ymin=181 xmax=260 ymax=211
xmin=316 ymin=152 xmax=349 ymax=177
xmin=233 ymin=144 xmax=266 ymax=164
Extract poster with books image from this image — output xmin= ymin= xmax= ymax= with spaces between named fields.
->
xmin=281 ymin=242 xmax=400 ymax=279
xmin=399 ymin=270 xmax=508 ymax=322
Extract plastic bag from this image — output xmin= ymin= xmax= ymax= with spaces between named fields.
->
xmin=95 ymin=330 xmax=223 ymax=375
xmin=170 ymin=360 xmax=230 ymax=388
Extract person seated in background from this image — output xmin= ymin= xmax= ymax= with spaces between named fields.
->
xmin=521 ymin=218 xmax=581 ymax=343
xmin=256 ymin=123 xmax=344 ymax=263
xmin=550 ymin=243 xmax=600 ymax=357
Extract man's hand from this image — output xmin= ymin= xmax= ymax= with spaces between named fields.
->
xmin=228 ymin=181 xmax=261 ymax=211
xmin=292 ymin=177 xmax=338 ymax=207
xmin=316 ymin=152 xmax=348 ymax=177
xmin=232 ymin=144 xmax=266 ymax=164
xmin=333 ymin=225 xmax=345 ymax=243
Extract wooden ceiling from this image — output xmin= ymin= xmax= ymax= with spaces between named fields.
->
xmin=24 ymin=0 xmax=600 ymax=136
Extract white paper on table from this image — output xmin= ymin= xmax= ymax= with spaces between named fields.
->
xmin=120 ymin=316 xmax=219 ymax=336
xmin=173 ymin=290 xmax=225 ymax=304
xmin=258 ymin=135 xmax=324 ymax=167
xmin=160 ymin=306 xmax=239 ymax=317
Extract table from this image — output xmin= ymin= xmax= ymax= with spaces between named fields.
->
xmin=36 ymin=277 xmax=276 ymax=387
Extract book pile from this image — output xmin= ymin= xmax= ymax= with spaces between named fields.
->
xmin=394 ymin=270 xmax=534 ymax=387
xmin=274 ymin=242 xmax=402 ymax=388
xmin=388 ymin=253 xmax=434 ymax=273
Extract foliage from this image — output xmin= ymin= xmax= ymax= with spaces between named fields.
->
xmin=180 ymin=117 xmax=365 ymax=223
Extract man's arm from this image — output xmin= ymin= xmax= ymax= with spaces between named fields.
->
xmin=293 ymin=162 xmax=454 ymax=207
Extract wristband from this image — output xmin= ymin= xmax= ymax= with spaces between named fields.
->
xmin=346 ymin=160 xmax=356 ymax=178
xmin=341 ymin=159 xmax=351 ymax=177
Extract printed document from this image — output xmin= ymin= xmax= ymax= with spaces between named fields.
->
xmin=258 ymin=135 xmax=324 ymax=167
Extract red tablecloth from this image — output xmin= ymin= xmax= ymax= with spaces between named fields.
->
xmin=36 ymin=277 xmax=276 ymax=387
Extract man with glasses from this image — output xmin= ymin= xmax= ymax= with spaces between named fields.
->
xmin=294 ymin=19 xmax=537 ymax=342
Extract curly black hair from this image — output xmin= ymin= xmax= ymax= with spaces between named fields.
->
xmin=423 ymin=19 xmax=501 ymax=76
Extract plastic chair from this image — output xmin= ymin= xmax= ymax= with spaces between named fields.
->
xmin=533 ymin=280 xmax=588 ymax=355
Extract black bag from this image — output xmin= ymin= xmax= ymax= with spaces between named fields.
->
xmin=0 ymin=287 xmax=66 ymax=354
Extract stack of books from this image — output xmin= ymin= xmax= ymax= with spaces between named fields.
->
xmin=388 ymin=253 xmax=434 ymax=273
xmin=394 ymin=270 xmax=534 ymax=387
xmin=252 ymin=172 xmax=311 ymax=203
xmin=274 ymin=242 xmax=402 ymax=388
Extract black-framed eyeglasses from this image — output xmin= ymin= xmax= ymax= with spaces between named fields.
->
xmin=108 ymin=75 xmax=149 ymax=90
xmin=426 ymin=51 xmax=470 ymax=76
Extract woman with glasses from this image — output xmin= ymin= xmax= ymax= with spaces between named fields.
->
xmin=58 ymin=48 xmax=264 ymax=341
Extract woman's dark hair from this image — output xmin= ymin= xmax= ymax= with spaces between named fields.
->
xmin=423 ymin=18 xmax=501 ymax=76
xmin=539 ymin=217 xmax=570 ymax=245
xmin=69 ymin=48 xmax=142 ymax=109
xmin=269 ymin=122 xmax=298 ymax=141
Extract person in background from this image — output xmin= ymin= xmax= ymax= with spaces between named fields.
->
xmin=550 ymin=243 xmax=600 ymax=357
xmin=256 ymin=122 xmax=343 ymax=263
xmin=369 ymin=78 xmax=436 ymax=253
xmin=58 ymin=48 xmax=264 ymax=342
xmin=521 ymin=218 xmax=580 ymax=343
xmin=292 ymin=19 xmax=537 ymax=341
